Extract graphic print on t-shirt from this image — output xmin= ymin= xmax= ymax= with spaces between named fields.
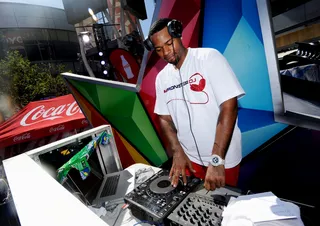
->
xmin=165 ymin=72 xmax=209 ymax=105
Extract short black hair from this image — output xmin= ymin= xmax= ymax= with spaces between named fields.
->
xmin=148 ymin=18 xmax=172 ymax=37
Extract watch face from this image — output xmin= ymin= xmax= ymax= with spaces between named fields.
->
xmin=212 ymin=157 xmax=219 ymax=164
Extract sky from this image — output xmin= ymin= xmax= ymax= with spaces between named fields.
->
xmin=140 ymin=0 xmax=156 ymax=38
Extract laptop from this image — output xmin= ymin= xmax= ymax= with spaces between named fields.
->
xmin=92 ymin=169 xmax=132 ymax=206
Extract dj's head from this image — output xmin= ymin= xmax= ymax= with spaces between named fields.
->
xmin=144 ymin=18 xmax=185 ymax=65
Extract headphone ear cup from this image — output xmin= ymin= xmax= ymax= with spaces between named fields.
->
xmin=143 ymin=38 xmax=154 ymax=51
xmin=190 ymin=78 xmax=206 ymax=92
xmin=167 ymin=20 xmax=183 ymax=38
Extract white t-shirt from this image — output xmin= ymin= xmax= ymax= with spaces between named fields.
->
xmin=154 ymin=48 xmax=245 ymax=169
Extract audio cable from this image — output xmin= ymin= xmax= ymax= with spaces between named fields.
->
xmin=172 ymin=43 xmax=205 ymax=167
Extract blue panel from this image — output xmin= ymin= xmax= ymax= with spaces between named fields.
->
xmin=238 ymin=108 xmax=275 ymax=133
xmin=242 ymin=123 xmax=287 ymax=157
xmin=242 ymin=0 xmax=263 ymax=43
xmin=224 ymin=17 xmax=273 ymax=111
xmin=202 ymin=0 xmax=242 ymax=53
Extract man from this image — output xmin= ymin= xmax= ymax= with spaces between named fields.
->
xmin=147 ymin=18 xmax=245 ymax=191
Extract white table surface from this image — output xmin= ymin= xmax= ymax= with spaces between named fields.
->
xmin=3 ymin=153 xmax=160 ymax=226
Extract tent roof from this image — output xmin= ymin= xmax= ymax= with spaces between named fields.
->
xmin=0 ymin=95 xmax=88 ymax=149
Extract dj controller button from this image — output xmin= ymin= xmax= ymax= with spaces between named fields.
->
xmin=206 ymin=209 xmax=212 ymax=215
xmin=214 ymin=212 xmax=219 ymax=217
xmin=190 ymin=217 xmax=195 ymax=224
xmin=183 ymin=215 xmax=188 ymax=221
xmin=177 ymin=210 xmax=182 ymax=217
xmin=192 ymin=214 xmax=198 ymax=220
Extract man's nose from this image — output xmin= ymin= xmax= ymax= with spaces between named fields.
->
xmin=163 ymin=45 xmax=171 ymax=56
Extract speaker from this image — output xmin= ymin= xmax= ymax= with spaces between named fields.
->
xmin=121 ymin=0 xmax=147 ymax=20
xmin=143 ymin=20 xmax=183 ymax=51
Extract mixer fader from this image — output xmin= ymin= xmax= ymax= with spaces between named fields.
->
xmin=167 ymin=192 xmax=224 ymax=226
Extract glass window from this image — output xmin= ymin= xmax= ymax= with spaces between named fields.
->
xmin=68 ymin=31 xmax=78 ymax=43
xmin=49 ymin=30 xmax=58 ymax=41
xmin=57 ymin=30 xmax=68 ymax=42
xmin=25 ymin=45 xmax=41 ymax=61
xmin=39 ymin=44 xmax=53 ymax=61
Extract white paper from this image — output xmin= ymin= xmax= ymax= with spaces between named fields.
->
xmin=222 ymin=192 xmax=299 ymax=225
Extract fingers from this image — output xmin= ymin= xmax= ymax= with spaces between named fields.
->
xmin=205 ymin=177 xmax=225 ymax=190
xmin=169 ymin=164 xmax=176 ymax=179
xmin=181 ymin=168 xmax=187 ymax=186
xmin=171 ymin=169 xmax=180 ymax=187
xmin=187 ymin=160 xmax=196 ymax=173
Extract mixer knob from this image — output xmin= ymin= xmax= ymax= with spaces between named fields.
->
xmin=181 ymin=208 xmax=186 ymax=213
xmin=201 ymin=217 xmax=206 ymax=223
xmin=195 ymin=210 xmax=201 ymax=216
xmin=198 ymin=221 xmax=202 ymax=226
xmin=192 ymin=214 xmax=198 ymax=220
xmin=177 ymin=210 xmax=182 ymax=217
xmin=190 ymin=218 xmax=195 ymax=224
xmin=199 ymin=206 xmax=203 ymax=212
xmin=183 ymin=215 xmax=188 ymax=221
xmin=206 ymin=209 xmax=212 ymax=215
xmin=192 ymin=204 xmax=196 ymax=209
xmin=214 ymin=212 xmax=220 ymax=217
xmin=209 ymin=220 xmax=215 ymax=226
xmin=183 ymin=203 xmax=188 ymax=209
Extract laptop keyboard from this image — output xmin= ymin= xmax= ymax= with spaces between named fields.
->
xmin=100 ymin=175 xmax=120 ymax=197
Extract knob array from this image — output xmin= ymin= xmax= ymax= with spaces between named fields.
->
xmin=167 ymin=193 xmax=224 ymax=226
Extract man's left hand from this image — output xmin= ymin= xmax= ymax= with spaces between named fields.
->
xmin=204 ymin=164 xmax=225 ymax=191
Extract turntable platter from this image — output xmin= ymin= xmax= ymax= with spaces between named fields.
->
xmin=149 ymin=175 xmax=177 ymax=194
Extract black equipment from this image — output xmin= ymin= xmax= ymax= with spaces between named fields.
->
xmin=124 ymin=170 xmax=201 ymax=225
xmin=143 ymin=19 xmax=183 ymax=51
xmin=121 ymin=0 xmax=147 ymax=20
xmin=167 ymin=193 xmax=225 ymax=226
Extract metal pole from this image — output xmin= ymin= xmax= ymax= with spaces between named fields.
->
xmin=119 ymin=1 xmax=126 ymax=37
xmin=78 ymin=36 xmax=95 ymax=77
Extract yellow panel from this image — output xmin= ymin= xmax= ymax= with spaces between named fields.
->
xmin=117 ymin=132 xmax=150 ymax=165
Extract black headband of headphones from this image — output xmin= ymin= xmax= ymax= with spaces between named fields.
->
xmin=143 ymin=19 xmax=183 ymax=51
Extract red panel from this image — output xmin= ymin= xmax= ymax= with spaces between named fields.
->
xmin=140 ymin=0 xmax=203 ymax=157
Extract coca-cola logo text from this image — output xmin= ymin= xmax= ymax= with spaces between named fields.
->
xmin=21 ymin=101 xmax=82 ymax=126
xmin=13 ymin=133 xmax=31 ymax=142
xmin=49 ymin=125 xmax=65 ymax=133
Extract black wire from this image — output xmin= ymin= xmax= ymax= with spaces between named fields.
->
xmin=172 ymin=43 xmax=205 ymax=167
xmin=112 ymin=206 xmax=124 ymax=226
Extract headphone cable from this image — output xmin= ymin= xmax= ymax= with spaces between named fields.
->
xmin=172 ymin=44 xmax=205 ymax=167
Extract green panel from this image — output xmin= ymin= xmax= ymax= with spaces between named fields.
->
xmin=132 ymin=96 xmax=167 ymax=163
xmin=69 ymin=79 xmax=168 ymax=166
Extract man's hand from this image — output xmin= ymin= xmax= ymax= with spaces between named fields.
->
xmin=204 ymin=164 xmax=225 ymax=191
xmin=169 ymin=150 xmax=195 ymax=187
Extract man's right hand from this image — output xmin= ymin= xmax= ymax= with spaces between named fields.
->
xmin=169 ymin=150 xmax=195 ymax=187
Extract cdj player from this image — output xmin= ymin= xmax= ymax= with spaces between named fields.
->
xmin=124 ymin=170 xmax=201 ymax=225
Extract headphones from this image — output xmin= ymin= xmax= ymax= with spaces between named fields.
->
xmin=144 ymin=19 xmax=183 ymax=51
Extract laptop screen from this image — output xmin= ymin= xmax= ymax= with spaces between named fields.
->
xmin=62 ymin=73 xmax=168 ymax=167
xmin=38 ymin=130 xmax=112 ymax=204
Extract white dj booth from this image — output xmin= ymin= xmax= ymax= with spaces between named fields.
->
xmin=3 ymin=125 xmax=305 ymax=226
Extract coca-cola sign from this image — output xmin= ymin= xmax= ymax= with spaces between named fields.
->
xmin=20 ymin=101 xmax=82 ymax=126
xmin=13 ymin=133 xmax=31 ymax=142
xmin=49 ymin=125 xmax=65 ymax=133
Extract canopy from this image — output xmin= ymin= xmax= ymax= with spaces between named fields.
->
xmin=0 ymin=95 xmax=89 ymax=149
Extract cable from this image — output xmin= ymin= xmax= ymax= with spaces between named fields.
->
xmin=112 ymin=203 xmax=129 ymax=226
xmin=172 ymin=43 xmax=205 ymax=167
xmin=133 ymin=220 xmax=161 ymax=226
